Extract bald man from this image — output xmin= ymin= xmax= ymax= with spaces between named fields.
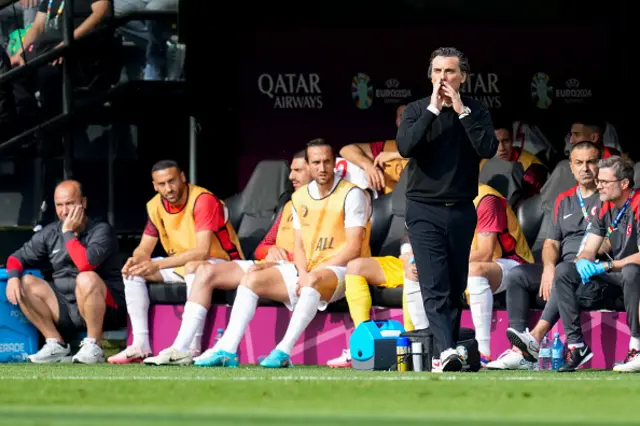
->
xmin=5 ymin=180 xmax=125 ymax=364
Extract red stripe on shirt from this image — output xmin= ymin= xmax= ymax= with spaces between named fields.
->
xmin=476 ymin=195 xmax=526 ymax=264
xmin=522 ymin=164 xmax=547 ymax=199
xmin=105 ymin=288 xmax=117 ymax=309
xmin=143 ymin=218 xmax=159 ymax=237
xmin=555 ymin=187 xmax=577 ymax=222
xmin=193 ymin=193 xmax=220 ymax=233
xmin=476 ymin=196 xmax=508 ymax=234
xmin=6 ymin=256 xmax=23 ymax=274
xmin=255 ymin=210 xmax=283 ymax=260
xmin=370 ymin=141 xmax=385 ymax=158
xmin=65 ymin=238 xmax=96 ymax=272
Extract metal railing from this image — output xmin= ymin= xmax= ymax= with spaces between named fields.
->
xmin=0 ymin=1 xmax=191 ymax=229
xmin=0 ymin=2 xmax=179 ymax=166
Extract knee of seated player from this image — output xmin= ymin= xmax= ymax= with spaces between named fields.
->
xmin=553 ymin=261 xmax=578 ymax=284
xmin=621 ymin=264 xmax=640 ymax=303
xmin=621 ymin=264 xmax=640 ymax=290
xmin=75 ymin=272 xmax=106 ymax=297
xmin=503 ymin=265 xmax=528 ymax=291
xmin=184 ymin=261 xmax=202 ymax=276
xmin=240 ymin=270 xmax=268 ymax=295
xmin=304 ymin=270 xmax=336 ymax=293
xmin=468 ymin=261 xmax=492 ymax=279
xmin=21 ymin=274 xmax=50 ymax=299
xmin=346 ymin=257 xmax=369 ymax=276
xmin=194 ymin=263 xmax=218 ymax=288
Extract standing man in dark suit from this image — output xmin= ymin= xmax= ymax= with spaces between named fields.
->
xmin=397 ymin=47 xmax=498 ymax=372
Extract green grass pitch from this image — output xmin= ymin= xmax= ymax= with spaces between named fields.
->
xmin=0 ymin=364 xmax=639 ymax=425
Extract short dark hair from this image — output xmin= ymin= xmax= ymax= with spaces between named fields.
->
xmin=490 ymin=112 xmax=511 ymax=134
xmin=573 ymin=115 xmax=605 ymax=137
xmin=571 ymin=141 xmax=602 ymax=158
xmin=598 ymin=155 xmax=635 ymax=188
xmin=151 ymin=160 xmax=182 ymax=175
xmin=428 ymin=47 xmax=470 ymax=76
xmin=293 ymin=150 xmax=306 ymax=161
xmin=493 ymin=124 xmax=511 ymax=134
xmin=305 ymin=139 xmax=334 ymax=162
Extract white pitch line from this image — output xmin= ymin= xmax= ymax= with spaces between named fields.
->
xmin=0 ymin=375 xmax=631 ymax=382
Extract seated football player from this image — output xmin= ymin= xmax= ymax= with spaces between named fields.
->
xmin=108 ymin=160 xmax=243 ymax=364
xmin=143 ymin=151 xmax=311 ymax=365
xmin=193 ymin=139 xmax=372 ymax=368
xmin=466 ymin=183 xmax=534 ymax=366
xmin=325 ymin=234 xmax=430 ymax=368
xmin=480 ymin=125 xmax=547 ymax=200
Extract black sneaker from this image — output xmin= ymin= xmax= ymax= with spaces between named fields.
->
xmin=557 ymin=344 xmax=594 ymax=372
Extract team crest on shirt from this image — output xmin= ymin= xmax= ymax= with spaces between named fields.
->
xmin=591 ymin=206 xmax=597 ymax=216
xmin=627 ymin=223 xmax=632 ymax=237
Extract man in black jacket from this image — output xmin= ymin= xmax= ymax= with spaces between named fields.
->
xmin=5 ymin=180 xmax=124 ymax=364
xmin=397 ymin=46 xmax=498 ymax=372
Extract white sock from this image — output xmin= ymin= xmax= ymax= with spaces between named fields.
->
xmin=630 ymin=337 xmax=640 ymax=351
xmin=276 ymin=287 xmax=321 ymax=355
xmin=172 ymin=301 xmax=208 ymax=352
xmin=468 ymin=276 xmax=492 ymax=357
xmin=214 ymin=286 xmax=259 ymax=353
xmin=403 ymin=278 xmax=429 ymax=329
xmin=184 ymin=273 xmax=204 ymax=351
xmin=124 ymin=276 xmax=151 ymax=350
xmin=185 ymin=273 xmax=196 ymax=297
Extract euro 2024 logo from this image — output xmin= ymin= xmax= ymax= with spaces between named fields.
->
xmin=351 ymin=73 xmax=373 ymax=110
xmin=531 ymin=72 xmax=553 ymax=109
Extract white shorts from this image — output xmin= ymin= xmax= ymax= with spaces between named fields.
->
xmin=273 ymin=264 xmax=347 ymax=311
xmin=153 ymin=256 xmax=227 ymax=283
xmin=231 ymin=260 xmax=256 ymax=273
xmin=209 ymin=259 xmax=290 ymax=273
xmin=494 ymin=258 xmax=522 ymax=294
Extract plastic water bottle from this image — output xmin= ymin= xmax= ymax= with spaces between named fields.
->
xmin=551 ymin=332 xmax=564 ymax=371
xmin=215 ymin=329 xmax=224 ymax=345
xmin=538 ymin=333 xmax=552 ymax=370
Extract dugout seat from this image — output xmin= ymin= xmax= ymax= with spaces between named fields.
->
xmin=516 ymin=193 xmax=544 ymax=251
xmin=225 ymin=160 xmax=293 ymax=258
xmin=478 ymin=157 xmax=525 ymax=208
xmin=0 ymin=158 xmax=44 ymax=227
xmin=369 ymin=193 xmax=392 ymax=257
xmin=374 ymin=168 xmax=408 ymax=257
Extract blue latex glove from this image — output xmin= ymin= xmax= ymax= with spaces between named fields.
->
xmin=575 ymin=259 xmax=606 ymax=284
xmin=409 ymin=257 xmax=415 ymax=264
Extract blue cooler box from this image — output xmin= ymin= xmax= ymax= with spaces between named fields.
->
xmin=0 ymin=269 xmax=41 ymax=362
xmin=350 ymin=320 xmax=405 ymax=370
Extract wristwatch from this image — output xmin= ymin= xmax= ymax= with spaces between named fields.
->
xmin=459 ymin=106 xmax=471 ymax=119
xmin=605 ymin=260 xmax=614 ymax=272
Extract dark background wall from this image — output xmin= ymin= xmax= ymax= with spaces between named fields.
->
xmin=186 ymin=0 xmax=631 ymax=193
xmin=2 ymin=0 xmax=629 ymax=260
